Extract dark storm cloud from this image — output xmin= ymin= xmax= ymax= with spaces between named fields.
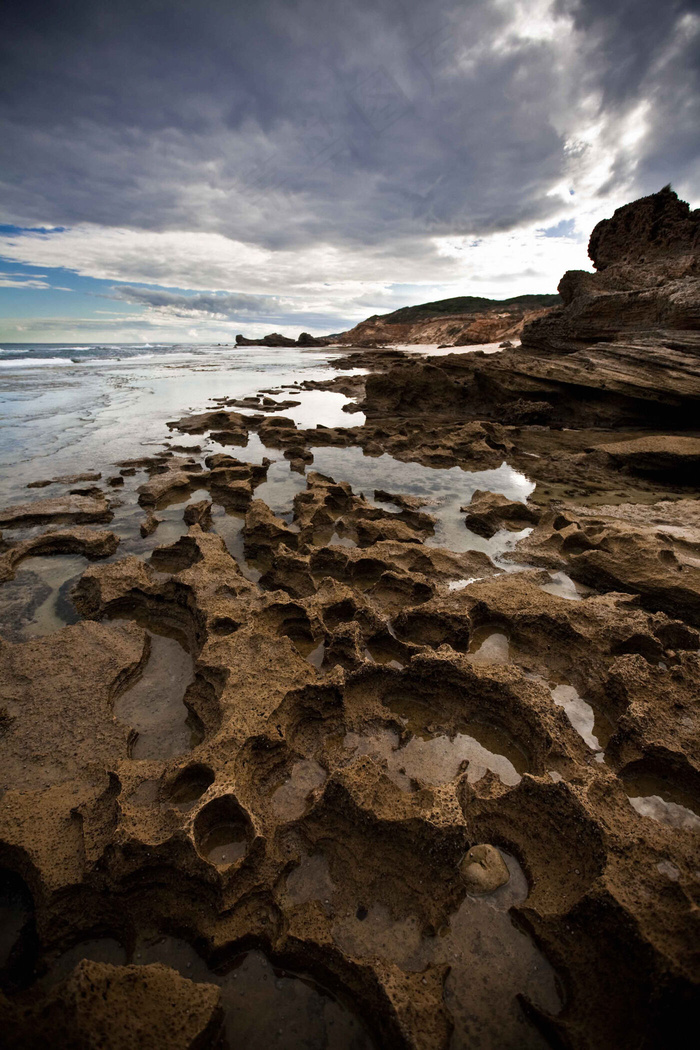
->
xmin=556 ymin=0 xmax=697 ymax=104
xmin=0 ymin=0 xmax=697 ymax=254
xmin=555 ymin=0 xmax=700 ymax=194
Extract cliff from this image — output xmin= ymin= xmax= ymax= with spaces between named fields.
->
xmin=362 ymin=187 xmax=700 ymax=429
xmin=334 ymin=293 xmax=560 ymax=346
xmin=522 ymin=185 xmax=700 ymax=354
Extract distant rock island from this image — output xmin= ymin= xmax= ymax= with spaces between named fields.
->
xmin=235 ymin=332 xmax=331 ymax=347
xmin=234 ymin=293 xmax=561 ymax=349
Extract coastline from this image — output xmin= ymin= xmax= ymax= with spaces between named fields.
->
xmin=1 ymin=188 xmax=699 ymax=1049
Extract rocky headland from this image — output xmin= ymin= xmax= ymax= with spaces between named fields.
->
xmin=234 ymin=295 xmax=561 ymax=350
xmin=332 ymin=293 xmax=561 ymax=348
xmin=0 ymin=186 xmax=699 ymax=1049
xmin=363 ymin=186 xmax=700 ymax=429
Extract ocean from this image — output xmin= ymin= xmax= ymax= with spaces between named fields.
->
xmin=0 ymin=340 xmax=531 ymax=556
xmin=0 ymin=342 xmax=358 ymax=498
xmin=0 ymin=342 xmax=235 ymax=366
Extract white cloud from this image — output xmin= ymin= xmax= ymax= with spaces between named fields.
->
xmin=493 ymin=0 xmax=572 ymax=48
xmin=1 ymin=0 xmax=697 ymax=342
xmin=0 ymin=216 xmax=581 ymax=342
xmin=0 ymin=275 xmax=51 ymax=289
xmin=0 ymin=223 xmax=471 ymax=297
xmin=0 ymin=212 xmax=588 ymax=303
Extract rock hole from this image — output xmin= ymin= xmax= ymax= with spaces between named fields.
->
xmin=0 ymin=554 xmax=85 ymax=641
xmin=468 ymin=626 xmax=510 ymax=664
xmin=622 ymin=770 xmax=700 ymax=831
xmin=165 ymin=763 xmax=215 ymax=810
xmin=271 ymin=759 xmax=327 ymax=820
xmin=0 ymin=869 xmax=36 ymax=991
xmin=132 ymin=936 xmax=377 ymax=1049
xmin=194 ymin=795 xmax=252 ymax=868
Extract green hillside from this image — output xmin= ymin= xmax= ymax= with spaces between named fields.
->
xmin=373 ymin=293 xmax=561 ymax=325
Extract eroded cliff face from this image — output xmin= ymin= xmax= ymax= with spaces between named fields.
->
xmin=363 ymin=189 xmax=700 ymax=429
xmin=522 ymin=185 xmax=700 ymax=354
xmin=588 ymin=184 xmax=700 ymax=276
xmin=334 ymin=295 xmax=560 ymax=347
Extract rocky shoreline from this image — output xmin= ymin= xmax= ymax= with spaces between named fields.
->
xmin=233 ymin=293 xmax=562 ymax=350
xmin=331 ymin=293 xmax=561 ymax=348
xmin=0 ymin=187 xmax=699 ymax=1049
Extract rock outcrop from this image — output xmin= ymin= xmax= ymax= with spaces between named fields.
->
xmin=4 ymin=960 xmax=223 ymax=1049
xmin=334 ymin=294 xmax=560 ymax=347
xmin=462 ymin=491 xmax=541 ymax=539
xmin=0 ymin=527 xmax=119 ymax=584
xmin=0 ymin=494 xmax=112 ymax=529
xmin=235 ymin=332 xmax=331 ymax=347
xmin=362 ymin=188 xmax=700 ymax=428
xmin=522 ymin=184 xmax=700 ymax=355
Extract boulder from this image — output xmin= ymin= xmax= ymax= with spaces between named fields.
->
xmin=184 ymin=499 xmax=213 ymax=528
xmin=139 ymin=508 xmax=162 ymax=537
xmin=462 ymin=490 xmax=541 ymax=538
xmin=460 ymin=844 xmax=510 ymax=894
xmin=243 ymin=499 xmax=298 ymax=556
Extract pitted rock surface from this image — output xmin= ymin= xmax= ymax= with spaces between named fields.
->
xmin=1 ymin=189 xmax=699 ymax=1050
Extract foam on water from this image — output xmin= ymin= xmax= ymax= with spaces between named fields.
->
xmin=0 ymin=345 xmax=350 ymax=500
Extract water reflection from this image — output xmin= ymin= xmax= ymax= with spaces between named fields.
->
xmin=344 ymin=716 xmax=526 ymax=791
xmin=114 ymin=630 xmax=199 ymax=760
xmin=287 ymin=847 xmax=560 ymax=1050
xmin=0 ymin=554 xmax=85 ymax=641
xmin=549 ymin=682 xmax=611 ymax=759
xmin=272 ymin=759 xmax=327 ymax=820
xmin=468 ymin=626 xmax=511 ymax=665
xmin=623 ymin=773 xmax=700 ymax=830
xmin=539 ymin=571 xmax=591 ymax=601
xmin=247 ymin=447 xmax=533 ymax=558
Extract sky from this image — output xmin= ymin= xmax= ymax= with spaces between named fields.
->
xmin=0 ymin=0 xmax=698 ymax=344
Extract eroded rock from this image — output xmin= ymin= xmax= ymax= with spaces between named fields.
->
xmin=0 ymin=527 xmax=119 ymax=584
xmin=0 ymin=494 xmax=112 ymax=529
xmin=183 ymin=500 xmax=212 ymax=529
xmin=4 ymin=960 xmax=223 ymax=1049
xmin=2 ymin=187 xmax=700 ymax=1050
xmin=462 ymin=490 xmax=540 ymax=538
